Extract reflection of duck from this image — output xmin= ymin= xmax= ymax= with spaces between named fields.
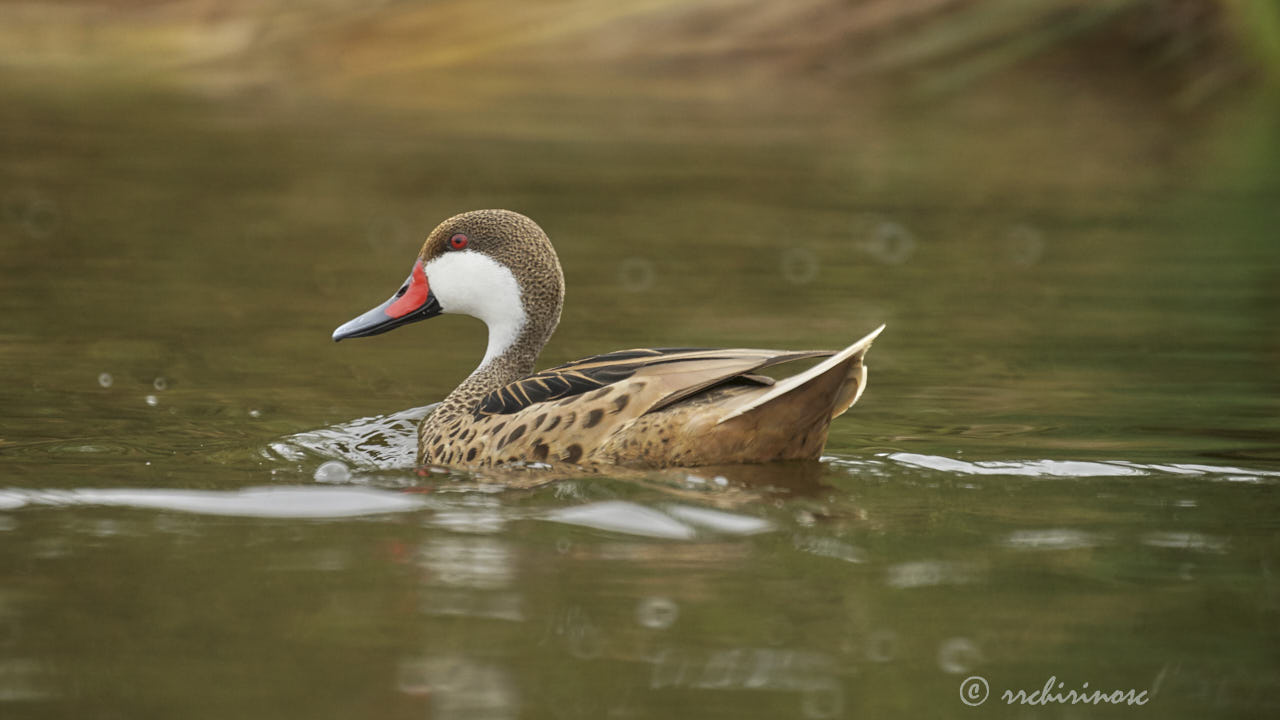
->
xmin=334 ymin=210 xmax=884 ymax=469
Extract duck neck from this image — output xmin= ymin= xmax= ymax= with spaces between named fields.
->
xmin=432 ymin=302 xmax=559 ymax=424
xmin=470 ymin=321 xmax=542 ymax=392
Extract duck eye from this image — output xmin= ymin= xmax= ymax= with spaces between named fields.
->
xmin=449 ymin=233 xmax=469 ymax=250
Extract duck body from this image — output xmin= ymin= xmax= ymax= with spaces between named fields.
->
xmin=333 ymin=209 xmax=883 ymax=471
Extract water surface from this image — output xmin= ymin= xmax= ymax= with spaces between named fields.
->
xmin=2 ymin=69 xmax=1279 ymax=718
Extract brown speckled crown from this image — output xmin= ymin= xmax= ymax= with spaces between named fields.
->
xmin=419 ymin=209 xmax=565 ymax=356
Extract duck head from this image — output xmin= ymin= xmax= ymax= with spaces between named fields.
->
xmin=333 ymin=209 xmax=565 ymax=370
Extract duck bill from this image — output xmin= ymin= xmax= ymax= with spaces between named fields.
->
xmin=332 ymin=259 xmax=442 ymax=341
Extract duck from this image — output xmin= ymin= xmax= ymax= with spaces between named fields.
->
xmin=332 ymin=209 xmax=884 ymax=470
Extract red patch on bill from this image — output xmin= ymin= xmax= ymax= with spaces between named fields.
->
xmin=385 ymin=260 xmax=429 ymax=318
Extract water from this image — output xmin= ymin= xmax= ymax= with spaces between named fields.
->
xmin=3 ymin=63 xmax=1279 ymax=719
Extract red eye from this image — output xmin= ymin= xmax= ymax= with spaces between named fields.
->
xmin=449 ymin=233 xmax=469 ymax=250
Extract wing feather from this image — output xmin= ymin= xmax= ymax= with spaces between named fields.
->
xmin=475 ymin=347 xmax=831 ymax=416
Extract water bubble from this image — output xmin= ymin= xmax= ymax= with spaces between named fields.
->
xmin=864 ymin=629 xmax=898 ymax=662
xmin=618 ymin=257 xmax=655 ymax=293
xmin=636 ymin=597 xmax=679 ymax=629
xmin=4 ymin=191 xmax=60 ymax=239
xmin=1005 ymin=224 xmax=1045 ymax=266
xmin=152 ymin=377 xmax=168 ymax=391
xmin=314 ymin=460 xmax=351 ymax=484
xmin=712 ymin=475 xmax=728 ymax=487
xmin=25 ymin=201 xmax=59 ymax=238
xmin=860 ymin=220 xmax=916 ymax=264
xmin=144 ymin=395 xmax=158 ymax=407
xmin=781 ymin=248 xmax=819 ymax=284
xmin=556 ymin=537 xmax=572 ymax=554
xmin=248 ymin=409 xmax=262 ymax=418
xmin=97 ymin=372 xmax=113 ymax=388
xmin=937 ymin=637 xmax=982 ymax=674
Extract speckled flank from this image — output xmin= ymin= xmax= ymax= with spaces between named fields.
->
xmin=389 ymin=209 xmax=882 ymax=470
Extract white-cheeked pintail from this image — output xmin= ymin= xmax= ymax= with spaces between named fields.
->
xmin=333 ymin=209 xmax=884 ymax=469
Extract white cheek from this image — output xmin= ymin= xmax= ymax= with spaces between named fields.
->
xmin=425 ymin=252 xmax=526 ymax=366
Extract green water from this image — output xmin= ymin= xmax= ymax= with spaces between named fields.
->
xmin=2 ymin=73 xmax=1279 ymax=719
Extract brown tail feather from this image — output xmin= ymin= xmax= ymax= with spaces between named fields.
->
xmin=714 ymin=325 xmax=884 ymax=425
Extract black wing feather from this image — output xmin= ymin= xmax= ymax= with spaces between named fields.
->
xmin=477 ymin=365 xmax=637 ymax=415
xmin=476 ymin=348 xmax=713 ymax=415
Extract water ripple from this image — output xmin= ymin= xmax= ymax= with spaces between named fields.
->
xmin=0 ymin=486 xmax=431 ymax=518
xmin=266 ymin=410 xmax=1280 ymax=488
xmin=264 ymin=404 xmax=435 ymax=470
xmin=1141 ymin=532 xmax=1229 ymax=553
xmin=542 ymin=501 xmax=697 ymax=540
xmin=888 ymin=453 xmax=1144 ymax=477
xmin=870 ymin=453 xmax=1280 ymax=480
